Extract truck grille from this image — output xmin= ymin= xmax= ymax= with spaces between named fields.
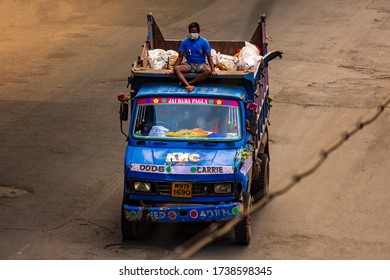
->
xmin=155 ymin=182 xmax=209 ymax=196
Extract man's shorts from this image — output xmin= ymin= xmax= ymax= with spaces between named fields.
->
xmin=183 ymin=63 xmax=208 ymax=73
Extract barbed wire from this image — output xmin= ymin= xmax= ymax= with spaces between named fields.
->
xmin=170 ymin=97 xmax=390 ymax=260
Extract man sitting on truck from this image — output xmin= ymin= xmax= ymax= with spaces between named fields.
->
xmin=170 ymin=22 xmax=217 ymax=92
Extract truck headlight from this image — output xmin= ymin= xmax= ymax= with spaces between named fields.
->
xmin=134 ymin=181 xmax=151 ymax=192
xmin=214 ymin=183 xmax=232 ymax=194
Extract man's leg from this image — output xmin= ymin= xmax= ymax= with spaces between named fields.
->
xmin=189 ymin=65 xmax=211 ymax=85
xmin=174 ymin=64 xmax=196 ymax=92
xmin=174 ymin=65 xmax=191 ymax=86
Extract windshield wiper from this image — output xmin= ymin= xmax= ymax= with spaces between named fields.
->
xmin=152 ymin=141 xmax=167 ymax=145
xmin=187 ymin=140 xmax=219 ymax=146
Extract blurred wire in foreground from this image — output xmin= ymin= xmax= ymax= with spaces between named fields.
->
xmin=171 ymin=97 xmax=390 ymax=260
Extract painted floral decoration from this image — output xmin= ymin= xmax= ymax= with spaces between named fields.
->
xmin=117 ymin=92 xmax=130 ymax=102
xmin=247 ymin=102 xmax=258 ymax=111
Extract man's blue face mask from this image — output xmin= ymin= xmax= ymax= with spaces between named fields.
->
xmin=188 ymin=32 xmax=199 ymax=40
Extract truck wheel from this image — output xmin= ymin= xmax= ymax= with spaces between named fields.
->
xmin=251 ymin=153 xmax=270 ymax=201
xmin=121 ymin=203 xmax=142 ymax=240
xmin=234 ymin=192 xmax=253 ymax=245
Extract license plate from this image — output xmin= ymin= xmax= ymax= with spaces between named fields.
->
xmin=171 ymin=182 xmax=192 ymax=198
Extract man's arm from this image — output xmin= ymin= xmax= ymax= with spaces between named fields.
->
xmin=206 ymin=52 xmax=217 ymax=78
xmin=175 ymin=51 xmax=185 ymax=67
xmin=168 ymin=51 xmax=185 ymax=77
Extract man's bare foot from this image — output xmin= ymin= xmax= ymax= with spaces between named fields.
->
xmin=186 ymin=85 xmax=195 ymax=92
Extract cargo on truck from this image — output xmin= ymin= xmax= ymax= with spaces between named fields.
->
xmin=117 ymin=13 xmax=282 ymax=245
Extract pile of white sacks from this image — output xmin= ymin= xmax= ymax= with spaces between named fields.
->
xmin=147 ymin=41 xmax=263 ymax=71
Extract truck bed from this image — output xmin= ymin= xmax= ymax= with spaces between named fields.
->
xmin=131 ymin=67 xmax=253 ymax=77
xmin=131 ymin=14 xmax=270 ymax=75
xmin=147 ymin=14 xmax=265 ymax=56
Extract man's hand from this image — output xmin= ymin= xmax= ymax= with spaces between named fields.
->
xmin=168 ymin=69 xmax=175 ymax=78
xmin=211 ymin=70 xmax=218 ymax=78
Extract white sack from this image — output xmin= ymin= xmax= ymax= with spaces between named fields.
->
xmin=238 ymin=41 xmax=263 ymax=71
xmin=148 ymin=49 xmax=179 ymax=70
xmin=216 ymin=53 xmax=239 ymax=71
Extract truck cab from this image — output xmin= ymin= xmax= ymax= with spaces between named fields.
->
xmin=118 ymin=14 xmax=281 ymax=245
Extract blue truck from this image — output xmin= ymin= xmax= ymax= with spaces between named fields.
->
xmin=118 ymin=14 xmax=282 ymax=244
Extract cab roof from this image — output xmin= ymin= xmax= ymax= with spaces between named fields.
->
xmin=136 ymin=83 xmax=247 ymax=100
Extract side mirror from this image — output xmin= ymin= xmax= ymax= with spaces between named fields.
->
xmin=263 ymin=50 xmax=283 ymax=66
xmin=120 ymin=103 xmax=129 ymax=121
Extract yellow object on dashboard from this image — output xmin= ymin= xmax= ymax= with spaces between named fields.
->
xmin=165 ymin=129 xmax=209 ymax=138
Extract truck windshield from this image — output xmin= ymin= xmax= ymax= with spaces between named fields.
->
xmin=132 ymin=97 xmax=241 ymax=141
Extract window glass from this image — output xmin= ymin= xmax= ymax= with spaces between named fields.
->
xmin=133 ymin=97 xmax=241 ymax=140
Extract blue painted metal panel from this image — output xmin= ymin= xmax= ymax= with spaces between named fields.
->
xmin=124 ymin=146 xmax=240 ymax=182
xmin=127 ymin=147 xmax=237 ymax=168
xmin=129 ymin=194 xmax=236 ymax=204
xmin=137 ymin=83 xmax=246 ymax=100
xmin=123 ymin=202 xmax=241 ymax=223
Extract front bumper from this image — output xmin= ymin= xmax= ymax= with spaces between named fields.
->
xmin=123 ymin=202 xmax=241 ymax=223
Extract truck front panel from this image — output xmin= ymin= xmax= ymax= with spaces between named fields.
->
xmin=123 ymin=202 xmax=241 ymax=223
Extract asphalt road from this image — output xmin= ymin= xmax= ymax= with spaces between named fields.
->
xmin=0 ymin=0 xmax=389 ymax=259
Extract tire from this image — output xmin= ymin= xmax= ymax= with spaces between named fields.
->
xmin=121 ymin=201 xmax=142 ymax=240
xmin=251 ymin=153 xmax=270 ymax=201
xmin=234 ymin=192 xmax=253 ymax=245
